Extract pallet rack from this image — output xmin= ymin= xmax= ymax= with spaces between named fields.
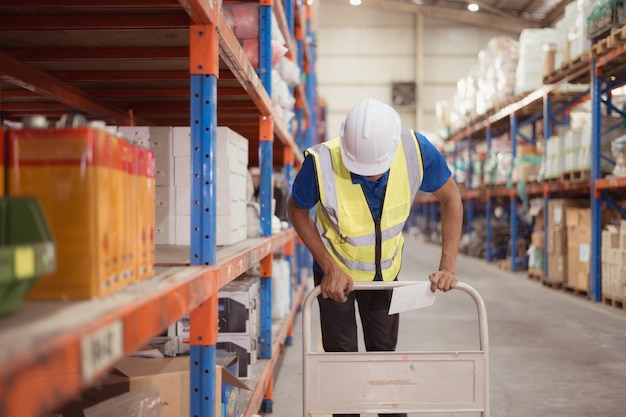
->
xmin=415 ymin=28 xmax=626 ymax=304
xmin=0 ymin=1 xmax=317 ymax=417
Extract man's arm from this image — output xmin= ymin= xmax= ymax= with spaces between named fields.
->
xmin=287 ymin=196 xmax=354 ymax=301
xmin=428 ymin=176 xmax=463 ymax=292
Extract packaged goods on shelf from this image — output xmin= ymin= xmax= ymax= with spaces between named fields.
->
xmin=587 ymin=0 xmax=626 ymax=41
xmin=243 ymin=39 xmax=288 ymax=68
xmin=547 ymin=199 xmax=580 ymax=283
xmin=137 ymin=148 xmax=156 ymax=280
xmin=83 ymin=387 xmax=163 ymax=417
xmin=565 ymin=207 xmax=591 ymax=291
xmin=569 ymin=0 xmax=594 ymax=62
xmin=601 ymin=224 xmax=625 ymax=300
xmin=527 ymin=244 xmax=544 ymax=271
xmin=58 ymin=353 xmax=249 ymax=417
xmin=611 ymin=134 xmax=626 ymax=177
xmin=218 ymin=279 xmax=260 ymax=339
xmin=276 ymin=56 xmax=301 ymax=87
xmin=478 ymin=36 xmax=519 ymax=113
xmin=272 ymin=257 xmax=291 ymax=319
xmin=0 ymin=130 xmax=4 ymax=197
xmin=217 ymin=334 xmax=256 ymax=379
xmin=224 ymin=2 xmax=259 ymax=39
xmin=0 ymin=197 xmax=56 ymax=316
xmin=512 ymin=144 xmax=542 ymax=184
xmin=515 ymin=28 xmax=559 ymax=95
xmin=136 ymin=126 xmax=249 ymax=247
xmin=9 ymin=127 xmax=154 ymax=299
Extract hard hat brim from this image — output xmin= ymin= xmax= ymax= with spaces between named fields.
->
xmin=340 ymin=143 xmax=397 ymax=176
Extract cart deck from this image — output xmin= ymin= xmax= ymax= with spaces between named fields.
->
xmin=302 ymin=281 xmax=490 ymax=416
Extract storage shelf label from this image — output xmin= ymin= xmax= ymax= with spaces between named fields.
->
xmin=80 ymin=319 xmax=124 ymax=382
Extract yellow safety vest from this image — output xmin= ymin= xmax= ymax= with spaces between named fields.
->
xmin=306 ymin=129 xmax=424 ymax=281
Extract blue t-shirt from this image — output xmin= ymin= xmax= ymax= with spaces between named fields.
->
xmin=291 ymin=131 xmax=451 ymax=277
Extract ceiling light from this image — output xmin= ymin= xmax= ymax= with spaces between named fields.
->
xmin=350 ymin=0 xmax=362 ymax=5
xmin=307 ymin=0 xmax=314 ymax=4
xmin=467 ymin=3 xmax=479 ymax=12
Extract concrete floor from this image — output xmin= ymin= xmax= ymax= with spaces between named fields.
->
xmin=264 ymin=234 xmax=626 ymax=417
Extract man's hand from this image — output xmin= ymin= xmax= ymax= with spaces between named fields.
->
xmin=429 ymin=270 xmax=458 ymax=293
xmin=321 ymin=262 xmax=354 ymax=302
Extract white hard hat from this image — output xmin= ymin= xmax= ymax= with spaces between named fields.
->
xmin=339 ymin=98 xmax=402 ymax=176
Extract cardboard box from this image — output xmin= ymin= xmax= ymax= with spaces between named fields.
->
xmin=155 ymin=186 xmax=176 ymax=216
xmin=531 ymin=231 xmax=545 ymax=248
xmin=59 ymin=354 xmax=249 ymax=417
xmin=173 ymin=127 xmax=191 ymax=157
xmin=548 ymin=253 xmax=567 ymax=282
xmin=155 ymin=156 xmax=174 ymax=186
xmin=548 ymin=226 xmax=567 ymax=255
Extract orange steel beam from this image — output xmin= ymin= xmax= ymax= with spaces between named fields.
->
xmin=178 ymin=0 xmax=217 ymax=24
xmin=88 ymin=88 xmax=191 ymax=98
xmin=190 ymin=24 xmax=218 ymax=76
xmin=0 ymin=0 xmax=180 ymax=7
xmin=217 ymin=11 xmax=272 ymax=116
xmin=3 ymin=48 xmax=189 ymax=61
xmin=215 ymin=239 xmax=273 ymax=288
xmin=47 ymin=70 xmax=190 ymax=82
xmin=242 ymin=282 xmax=306 ymax=417
xmin=0 ymin=267 xmax=214 ymax=417
xmin=190 ymin=293 xmax=219 ymax=345
xmin=260 ymin=254 xmax=273 ymax=277
xmin=260 ymin=115 xmax=274 ymax=142
xmin=0 ymin=52 xmax=149 ymax=125
xmin=0 ymin=13 xmax=191 ymax=30
xmin=595 ymin=177 xmax=626 ymax=190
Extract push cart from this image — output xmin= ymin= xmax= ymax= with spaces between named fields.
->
xmin=302 ymin=281 xmax=489 ymax=416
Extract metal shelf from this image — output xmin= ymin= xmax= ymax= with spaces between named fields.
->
xmin=0 ymin=229 xmax=299 ymax=417
xmin=0 ymin=1 xmax=305 ymax=166
xmin=0 ymin=1 xmax=312 ymax=417
xmin=0 ymin=265 xmax=213 ymax=417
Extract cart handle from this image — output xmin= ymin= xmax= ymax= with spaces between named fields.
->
xmin=302 ymin=281 xmax=489 ymax=353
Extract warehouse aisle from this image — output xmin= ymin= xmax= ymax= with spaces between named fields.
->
xmin=264 ymin=233 xmax=626 ymax=417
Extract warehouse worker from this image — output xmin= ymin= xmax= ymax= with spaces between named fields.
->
xmin=287 ymin=98 xmax=463 ymax=417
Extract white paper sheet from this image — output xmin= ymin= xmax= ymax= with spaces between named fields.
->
xmin=388 ymin=282 xmax=436 ymax=315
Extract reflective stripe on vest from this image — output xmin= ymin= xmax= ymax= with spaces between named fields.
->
xmin=307 ymin=129 xmax=424 ymax=281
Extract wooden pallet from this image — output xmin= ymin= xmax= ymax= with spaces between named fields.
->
xmin=527 ymin=268 xmax=543 ymax=281
xmin=542 ymin=278 xmax=564 ymax=290
xmin=564 ymin=284 xmax=589 ymax=299
xmin=561 ymin=170 xmax=591 ymax=182
xmin=544 ymin=54 xmax=590 ymax=84
xmin=592 ymin=25 xmax=626 ymax=58
xmin=497 ymin=259 xmax=511 ymax=271
xmin=602 ymin=294 xmax=626 ymax=310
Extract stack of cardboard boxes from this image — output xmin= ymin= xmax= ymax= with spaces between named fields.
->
xmin=122 ymin=126 xmax=249 ymax=247
xmin=601 ymin=222 xmax=626 ymax=301
xmin=548 ymin=199 xmax=617 ymax=292
xmin=546 ymin=199 xmax=574 ymax=283
xmin=565 ymin=207 xmax=592 ymax=292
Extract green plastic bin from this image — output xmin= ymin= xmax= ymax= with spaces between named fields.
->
xmin=0 ymin=197 xmax=56 ymax=316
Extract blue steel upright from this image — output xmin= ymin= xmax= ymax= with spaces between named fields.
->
xmin=543 ymin=94 xmax=552 ymax=280
xmin=467 ymin=139 xmax=474 ymax=235
xmin=590 ymin=60 xmax=602 ymax=301
xmin=510 ymin=113 xmax=518 ymax=271
xmin=190 ymin=72 xmax=217 ymax=417
xmin=486 ymin=125 xmax=493 ymax=262
xmin=259 ymin=4 xmax=275 ymax=412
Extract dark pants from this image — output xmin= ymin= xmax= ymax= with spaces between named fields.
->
xmin=314 ymin=271 xmax=407 ymax=417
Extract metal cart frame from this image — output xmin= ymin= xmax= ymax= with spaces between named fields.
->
xmin=302 ymin=281 xmax=489 ymax=416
